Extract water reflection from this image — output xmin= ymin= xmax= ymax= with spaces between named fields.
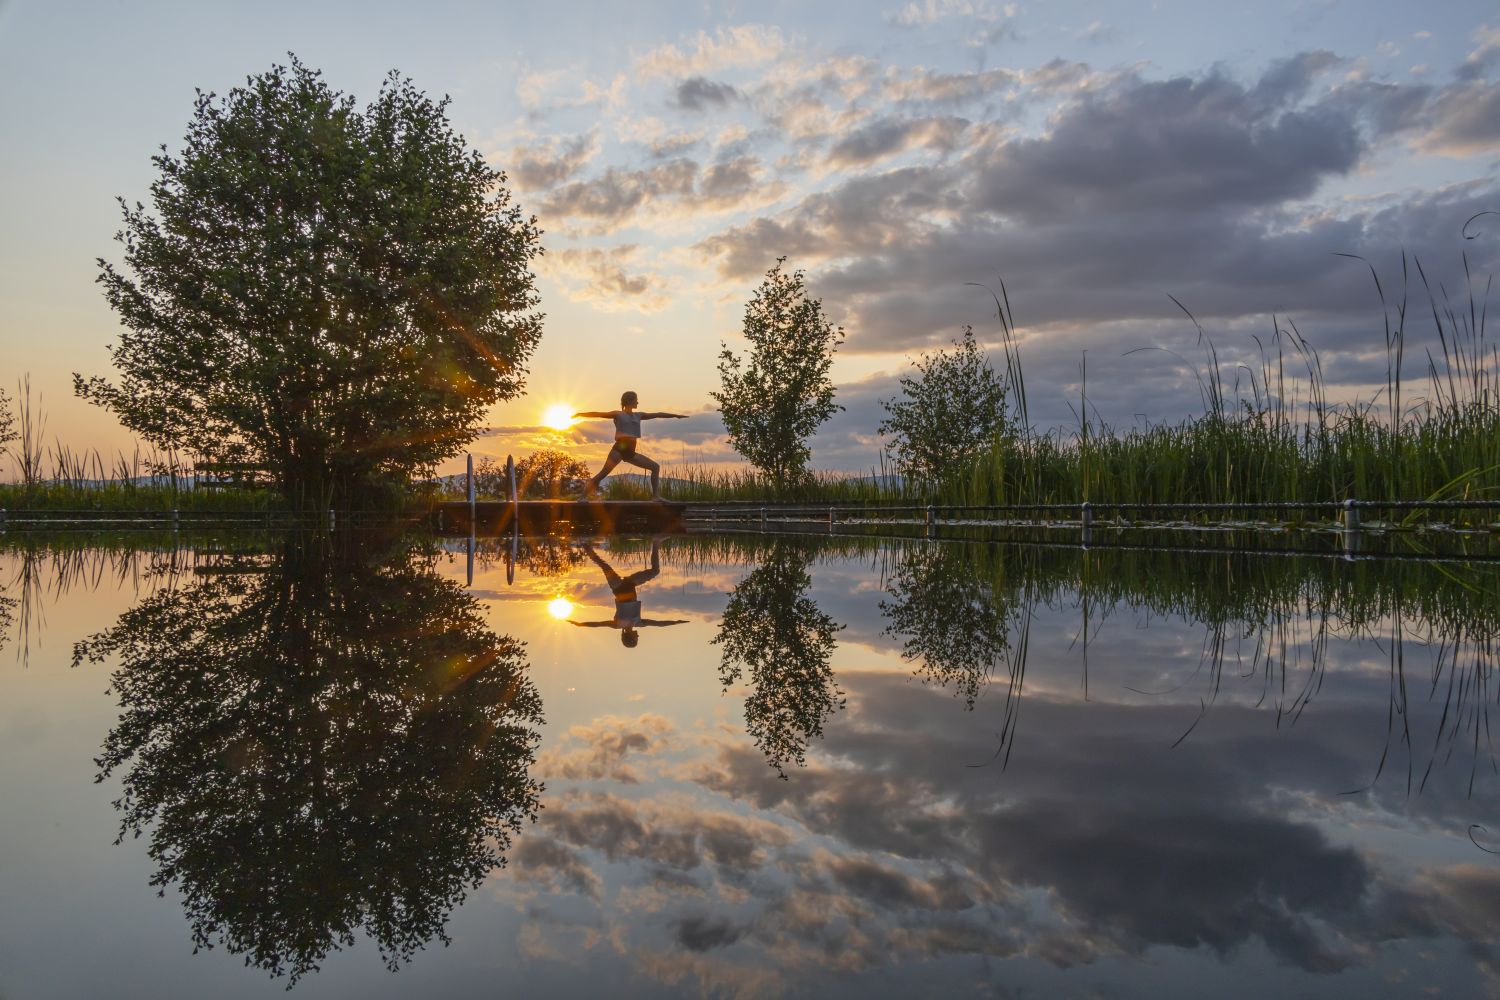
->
xmin=713 ymin=538 xmax=843 ymax=775
xmin=72 ymin=532 xmax=543 ymax=983
xmin=3 ymin=529 xmax=1497 ymax=996
xmin=570 ymin=539 xmax=687 ymax=645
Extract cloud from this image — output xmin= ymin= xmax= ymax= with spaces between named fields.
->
xmin=635 ymin=25 xmax=788 ymax=80
xmin=538 ymin=713 xmax=677 ymax=784
xmin=540 ymin=156 xmax=782 ymax=234
xmin=542 ymin=245 xmax=671 ymax=313
xmin=887 ymin=0 xmax=1016 ymax=28
xmin=512 ymin=838 xmax=604 ymax=899
xmin=691 ymin=54 xmax=1499 ymax=434
xmin=506 ymin=132 xmax=600 ymax=191
xmin=825 ymin=115 xmax=970 ymax=168
xmin=672 ymin=76 xmax=740 ymax=112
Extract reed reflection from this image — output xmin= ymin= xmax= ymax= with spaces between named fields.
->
xmin=73 ymin=532 xmax=543 ymax=984
xmin=713 ymin=538 xmax=843 ymax=775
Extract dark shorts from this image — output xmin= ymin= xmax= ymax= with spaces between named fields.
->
xmin=610 ymin=439 xmax=652 ymax=469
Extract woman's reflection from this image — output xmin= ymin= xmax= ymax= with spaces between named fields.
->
xmin=569 ymin=539 xmax=686 ymax=646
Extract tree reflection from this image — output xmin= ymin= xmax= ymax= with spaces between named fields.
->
xmin=74 ymin=533 xmax=543 ymax=983
xmin=880 ymin=543 xmax=1014 ymax=708
xmin=713 ymin=540 xmax=842 ymax=775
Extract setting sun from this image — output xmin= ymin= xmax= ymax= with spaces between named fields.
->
xmin=542 ymin=404 xmax=575 ymax=431
xmin=546 ymin=597 xmax=574 ymax=620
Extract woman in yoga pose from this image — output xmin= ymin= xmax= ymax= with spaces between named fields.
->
xmin=573 ymin=391 xmax=687 ymax=500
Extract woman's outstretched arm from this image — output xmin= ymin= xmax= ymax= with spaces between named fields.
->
xmin=640 ymin=412 xmax=689 ymax=419
xmin=572 ymin=409 xmax=618 ymax=419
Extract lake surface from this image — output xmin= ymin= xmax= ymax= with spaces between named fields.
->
xmin=2 ymin=527 xmax=1497 ymax=998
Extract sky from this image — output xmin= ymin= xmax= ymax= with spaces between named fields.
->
xmin=1 ymin=0 xmax=1498 ymax=475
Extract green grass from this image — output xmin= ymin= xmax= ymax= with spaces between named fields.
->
xmin=639 ymin=250 xmax=1498 ymax=521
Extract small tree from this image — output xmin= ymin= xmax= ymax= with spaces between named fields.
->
xmin=713 ymin=259 xmax=843 ymax=492
xmin=879 ymin=326 xmax=1010 ymax=489
xmin=79 ymin=58 xmax=544 ymax=510
xmin=515 ymin=449 xmax=589 ymax=498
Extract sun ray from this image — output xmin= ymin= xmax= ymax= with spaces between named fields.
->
xmin=542 ymin=403 xmax=576 ymax=431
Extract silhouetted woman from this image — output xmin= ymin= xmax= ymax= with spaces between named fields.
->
xmin=573 ymin=391 xmax=687 ymax=500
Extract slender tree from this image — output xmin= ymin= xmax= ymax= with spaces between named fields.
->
xmin=713 ymin=259 xmax=843 ymax=492
xmin=713 ymin=539 xmax=843 ymax=775
xmin=79 ymin=58 xmax=544 ymax=510
xmin=880 ymin=326 xmax=1010 ymax=489
xmin=0 ymin=386 xmax=15 ymax=468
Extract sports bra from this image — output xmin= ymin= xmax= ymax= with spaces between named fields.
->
xmin=613 ymin=411 xmax=642 ymax=438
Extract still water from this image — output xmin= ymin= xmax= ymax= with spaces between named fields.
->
xmin=1 ymin=528 xmax=1497 ymax=998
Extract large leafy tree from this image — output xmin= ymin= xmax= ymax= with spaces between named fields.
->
xmin=79 ymin=58 xmax=544 ymax=510
xmin=75 ymin=532 xmax=543 ymax=983
xmin=879 ymin=326 xmax=1010 ymax=489
xmin=712 ymin=259 xmax=843 ymax=492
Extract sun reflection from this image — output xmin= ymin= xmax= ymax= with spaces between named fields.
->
xmin=546 ymin=597 xmax=575 ymax=620
xmin=542 ymin=404 xmax=575 ymax=431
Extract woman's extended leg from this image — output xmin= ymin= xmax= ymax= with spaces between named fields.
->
xmin=586 ymin=447 xmax=625 ymax=496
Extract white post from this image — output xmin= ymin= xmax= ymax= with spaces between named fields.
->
xmin=1342 ymin=498 xmax=1360 ymax=532
xmin=507 ymin=454 xmax=518 ymax=529
xmin=467 ymin=453 xmax=476 ymax=527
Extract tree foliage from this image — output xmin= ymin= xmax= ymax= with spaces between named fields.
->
xmin=79 ymin=58 xmax=544 ymax=510
xmin=879 ymin=326 xmax=1010 ymax=489
xmin=516 ymin=448 xmax=589 ymax=498
xmin=713 ymin=259 xmax=843 ymax=492
xmin=0 ymin=386 xmax=15 ymax=467
xmin=713 ymin=539 xmax=843 ymax=775
xmin=74 ymin=532 xmax=543 ymax=983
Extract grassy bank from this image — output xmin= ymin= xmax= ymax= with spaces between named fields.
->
xmin=0 ymin=482 xmax=280 ymax=513
xmin=642 ymin=252 xmax=1498 ymax=514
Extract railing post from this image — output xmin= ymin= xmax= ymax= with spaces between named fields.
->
xmin=1080 ymin=501 xmax=1093 ymax=528
xmin=0 ymin=508 xmax=6 ymax=530
xmin=507 ymin=454 xmax=518 ymax=529
xmin=828 ymin=506 xmax=835 ymax=530
xmin=760 ymin=506 xmax=766 ymax=530
xmin=328 ymin=508 xmax=336 ymax=531
xmin=1342 ymin=498 xmax=1360 ymax=532
xmin=467 ymin=454 xmax=477 ymax=530
xmin=172 ymin=508 xmax=179 ymax=531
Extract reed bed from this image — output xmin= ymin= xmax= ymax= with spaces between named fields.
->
xmin=636 ymin=249 xmax=1499 ymax=517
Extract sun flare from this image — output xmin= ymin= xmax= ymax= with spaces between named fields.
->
xmin=546 ymin=597 xmax=575 ymax=620
xmin=542 ymin=404 xmax=576 ymax=431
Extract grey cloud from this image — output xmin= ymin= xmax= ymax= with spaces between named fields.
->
xmin=538 ymin=713 xmax=675 ymax=784
xmin=672 ymin=913 xmax=744 ymax=951
xmin=512 ymin=838 xmax=604 ymax=899
xmin=1423 ymin=81 xmax=1500 ymax=154
xmin=508 ymin=132 xmax=598 ymax=190
xmin=1252 ymin=50 xmax=1342 ymax=106
xmin=540 ymin=154 xmax=774 ymax=230
xmin=970 ymin=72 xmax=1363 ymax=221
xmin=541 ymin=158 xmax=698 ymax=224
xmin=673 ymin=76 xmax=740 ymax=112
xmin=826 ymin=115 xmax=970 ymax=168
xmin=699 ymin=155 xmax=761 ymax=202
